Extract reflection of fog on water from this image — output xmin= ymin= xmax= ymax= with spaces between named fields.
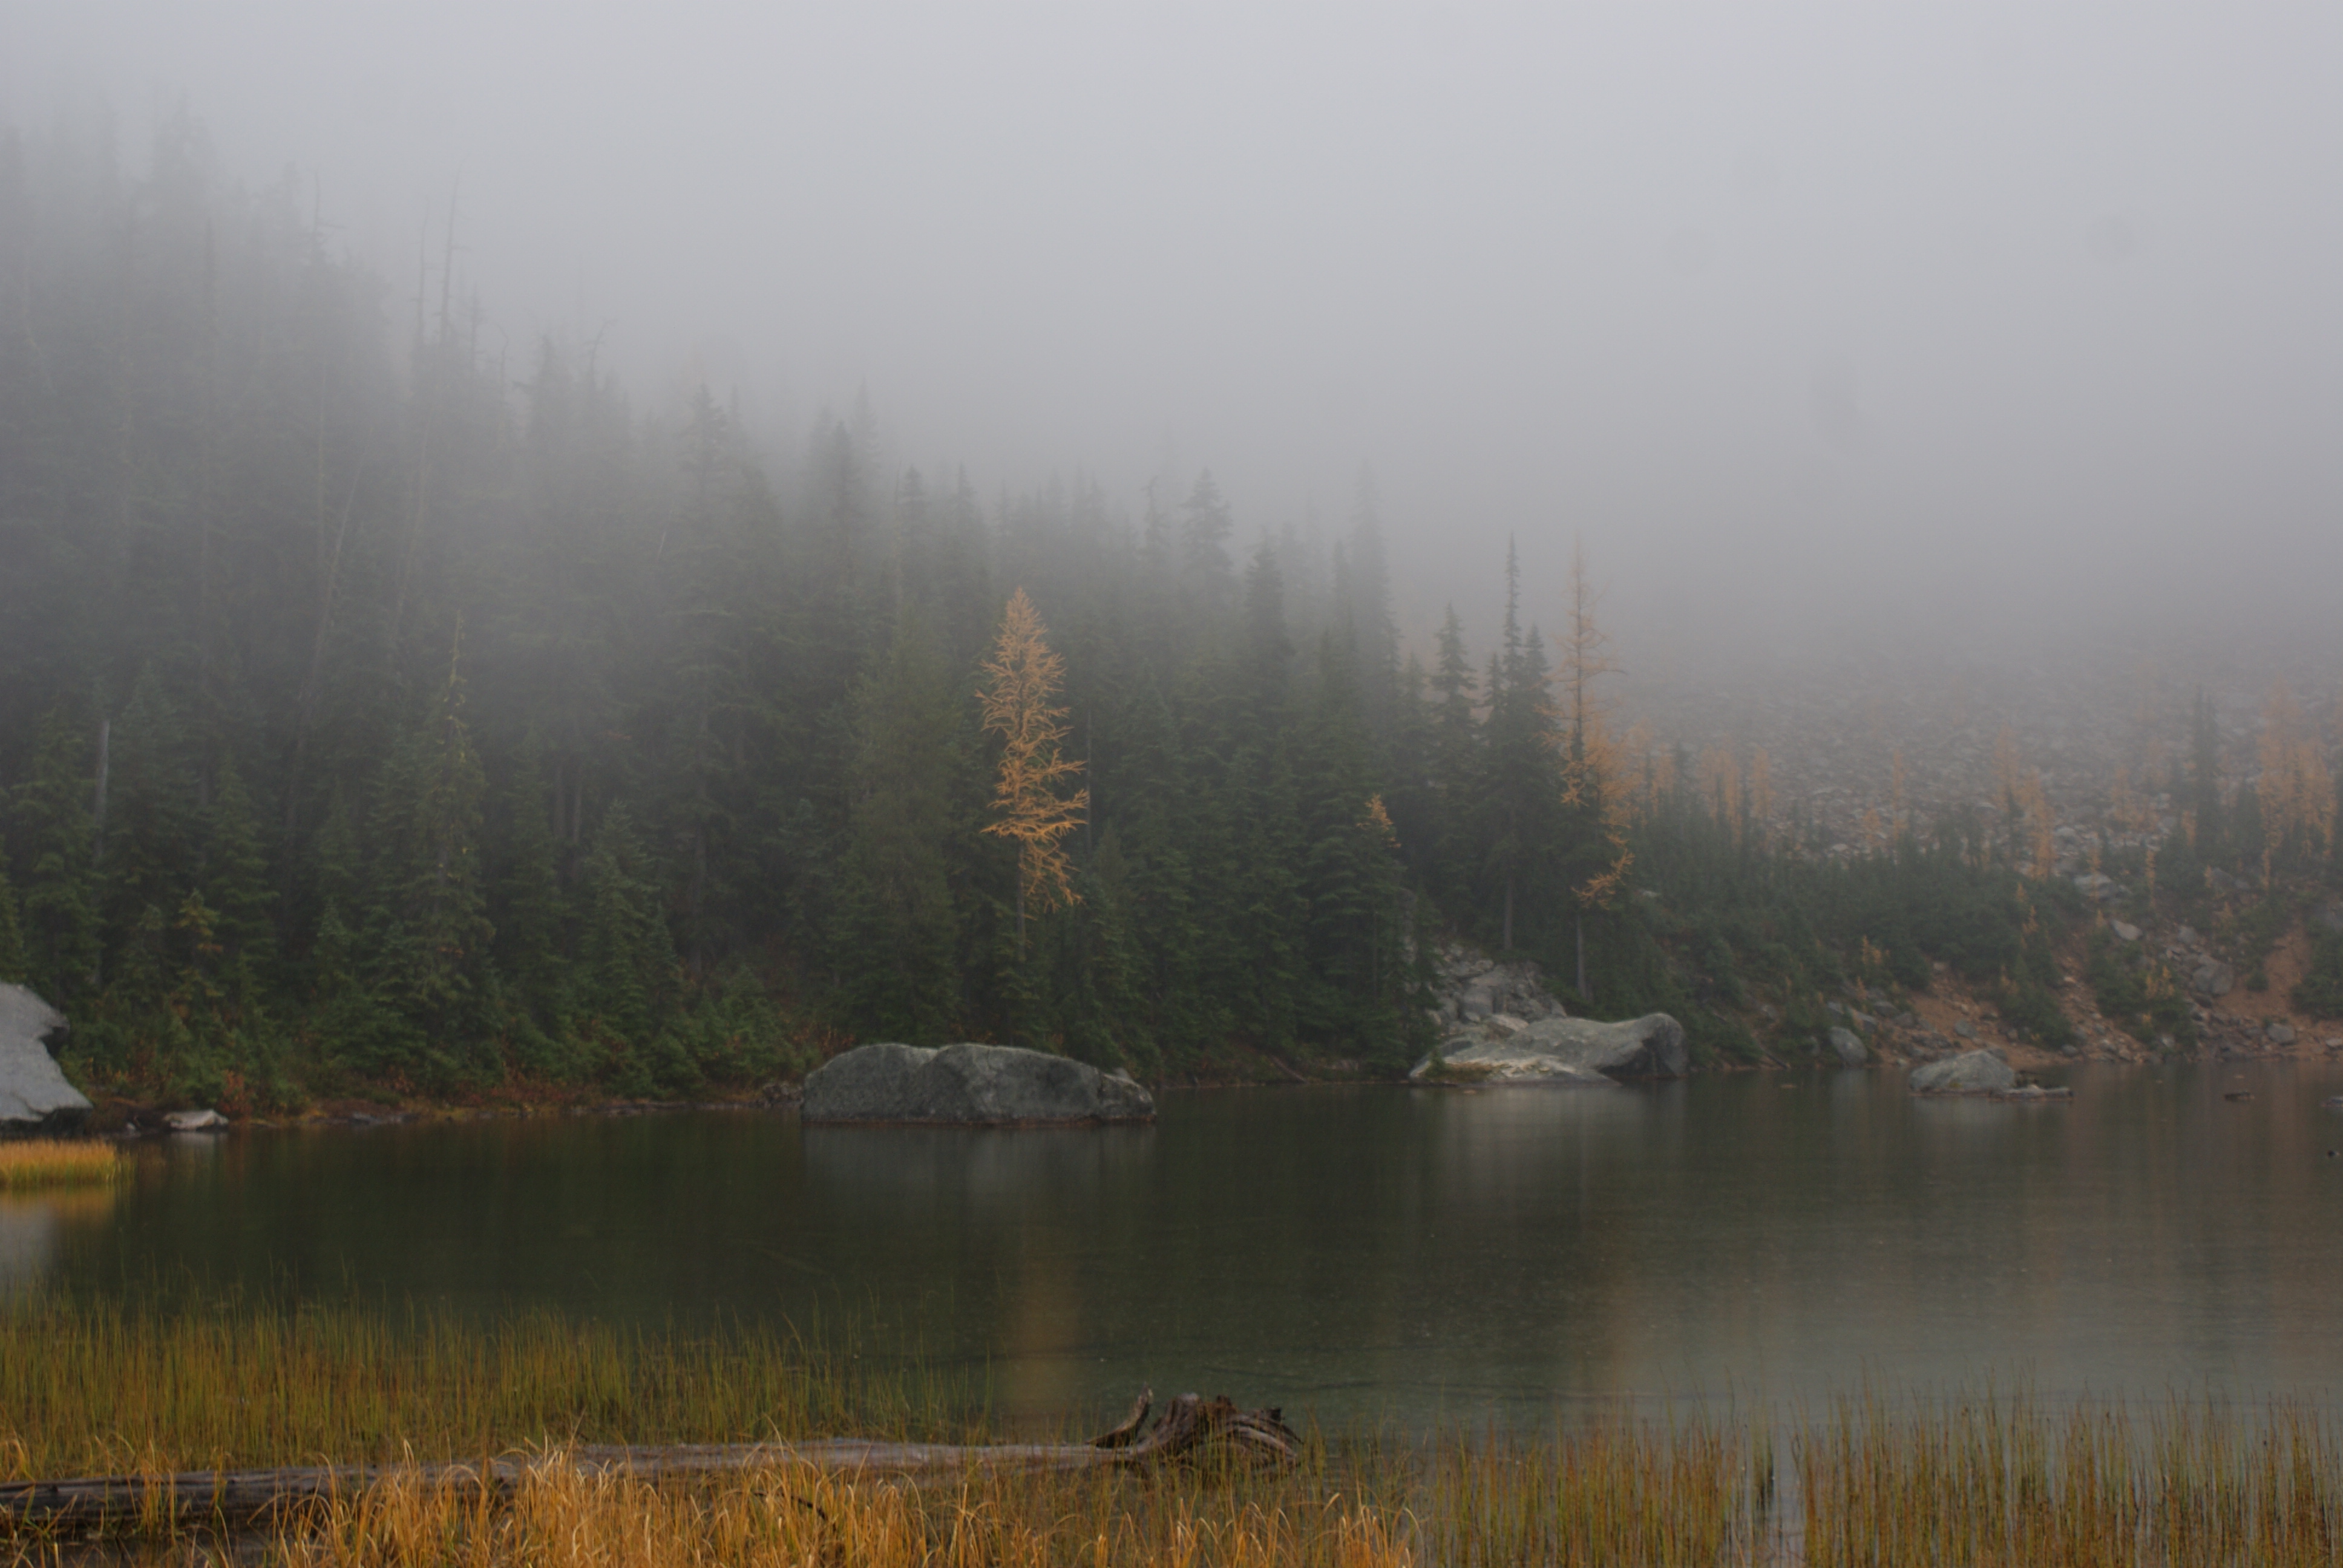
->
xmin=0 ymin=1199 xmax=57 ymax=1292
xmin=0 ymin=1189 xmax=115 ymax=1294
xmin=18 ymin=1062 xmax=2343 ymax=1430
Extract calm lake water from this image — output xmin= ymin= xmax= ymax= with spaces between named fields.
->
xmin=7 ymin=1060 xmax=2343 ymax=1429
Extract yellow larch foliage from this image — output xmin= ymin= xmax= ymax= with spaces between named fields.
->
xmin=1699 ymin=745 xmax=1742 ymax=839
xmin=2258 ymin=680 xmax=2335 ymax=878
xmin=1572 ymin=704 xmax=1636 ymax=834
xmin=980 ymin=589 xmax=1088 ymax=942
xmin=1650 ymin=743 xmax=1678 ymax=812
xmin=2014 ymin=768 xmax=2056 ymax=880
xmin=1993 ymin=724 xmax=2022 ymax=805
xmin=1746 ymin=748 xmax=1774 ymax=847
xmin=1624 ymin=720 xmax=1658 ymax=820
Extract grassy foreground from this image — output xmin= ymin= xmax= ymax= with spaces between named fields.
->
xmin=2 ymin=1295 xmax=2339 ymax=1564
xmin=0 ymin=1140 xmax=122 ymax=1192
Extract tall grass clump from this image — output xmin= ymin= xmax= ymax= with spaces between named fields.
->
xmin=0 ymin=1140 xmax=122 ymax=1191
xmin=1802 ymin=1388 xmax=2343 ymax=1567
xmin=0 ymin=1291 xmax=977 ymax=1481
xmin=1423 ymin=1418 xmax=1768 ymax=1566
xmin=268 ymin=1460 xmax=1426 ymax=1568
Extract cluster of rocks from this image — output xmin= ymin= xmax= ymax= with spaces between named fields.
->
xmin=1410 ymin=940 xmax=1688 ymax=1082
xmin=1425 ymin=942 xmax=1567 ymax=1028
xmin=1412 ymin=1013 xmax=1688 ymax=1083
xmin=1766 ymin=980 xmax=1938 ymax=1066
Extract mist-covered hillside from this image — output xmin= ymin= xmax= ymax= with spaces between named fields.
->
xmin=2 ymin=113 xmax=2339 ymax=1112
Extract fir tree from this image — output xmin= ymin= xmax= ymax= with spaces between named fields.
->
xmin=835 ymin=611 xmax=963 ymax=1041
xmin=203 ymin=755 xmax=277 ymax=965
xmin=13 ymin=710 xmax=102 ymax=1001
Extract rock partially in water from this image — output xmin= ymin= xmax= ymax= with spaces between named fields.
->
xmin=1910 ymin=1049 xmax=2017 ymax=1096
xmin=1826 ymin=1027 xmax=1869 ymax=1067
xmin=0 ymin=983 xmax=91 ymax=1128
xmin=165 ymin=1108 xmax=228 ymax=1132
xmin=1413 ymin=1013 xmax=1686 ymax=1083
xmin=803 ymin=1043 xmax=1155 ymax=1125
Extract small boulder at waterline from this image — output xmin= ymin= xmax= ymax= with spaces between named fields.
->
xmin=1910 ymin=1050 xmax=2018 ymax=1096
xmin=1412 ymin=1013 xmax=1687 ymax=1083
xmin=1826 ymin=1027 xmax=1869 ymax=1067
xmin=0 ymin=983 xmax=91 ymax=1128
xmin=802 ymin=1042 xmax=1155 ymax=1125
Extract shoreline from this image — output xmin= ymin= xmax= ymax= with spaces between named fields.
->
xmin=38 ymin=1040 xmax=2336 ymax=1138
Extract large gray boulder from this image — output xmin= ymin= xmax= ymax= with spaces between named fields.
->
xmin=0 ymin=984 xmax=91 ymax=1126
xmin=802 ymin=1042 xmax=1155 ymax=1125
xmin=1910 ymin=1048 xmax=2017 ymax=1095
xmin=1412 ymin=1012 xmax=1687 ymax=1083
xmin=2190 ymin=959 xmax=2236 ymax=999
xmin=1826 ymin=1027 xmax=1869 ymax=1067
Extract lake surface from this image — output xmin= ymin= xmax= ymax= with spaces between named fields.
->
xmin=8 ymin=1060 xmax=2343 ymax=1430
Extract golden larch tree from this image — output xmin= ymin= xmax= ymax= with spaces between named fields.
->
xmin=979 ymin=589 xmax=1088 ymax=956
xmin=2258 ymin=680 xmax=2335 ymax=884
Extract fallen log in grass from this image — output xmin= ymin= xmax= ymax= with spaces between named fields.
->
xmin=1 ymin=1390 xmax=1300 ymax=1534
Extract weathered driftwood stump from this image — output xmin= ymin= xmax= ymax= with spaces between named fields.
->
xmin=0 ymin=1390 xmax=1301 ymax=1534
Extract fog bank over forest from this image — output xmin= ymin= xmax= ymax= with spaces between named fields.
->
xmin=8 ymin=1 xmax=2341 ymax=667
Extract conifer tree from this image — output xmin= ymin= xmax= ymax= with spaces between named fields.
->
xmin=488 ymin=734 xmax=568 ymax=1031
xmin=837 ymin=611 xmax=963 ymax=1040
xmin=1178 ymin=471 xmax=1236 ymax=616
xmin=980 ymin=590 xmax=1087 ymax=961
xmin=1426 ymin=606 xmax=1480 ymax=904
xmin=579 ymin=803 xmax=676 ymax=1051
xmin=203 ymin=756 xmax=276 ymax=965
xmin=2187 ymin=692 xmax=2223 ymax=863
xmin=0 ymin=846 xmax=25 ymax=984
xmin=1556 ymin=540 xmax=1630 ymax=998
xmin=376 ymin=632 xmax=494 ymax=1043
xmin=13 ymin=710 xmax=102 ymax=1000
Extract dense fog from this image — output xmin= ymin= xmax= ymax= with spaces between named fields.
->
xmin=11 ymin=2 xmax=2341 ymax=659
xmin=2 ymin=2 xmax=2339 ymax=1105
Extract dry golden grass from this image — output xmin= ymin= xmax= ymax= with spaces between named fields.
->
xmin=1801 ymin=1389 xmax=2343 ymax=1567
xmin=264 ymin=1459 xmax=1427 ymax=1568
xmin=0 ymin=1140 xmax=121 ymax=1191
xmin=0 ymin=1293 xmax=971 ymax=1482
xmin=7 ymin=1298 xmax=2343 ymax=1567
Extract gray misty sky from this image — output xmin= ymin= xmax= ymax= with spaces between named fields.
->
xmin=6 ymin=2 xmax=2341 ymax=661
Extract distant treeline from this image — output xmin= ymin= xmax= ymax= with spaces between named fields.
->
xmin=2 ymin=113 xmax=2335 ymax=1107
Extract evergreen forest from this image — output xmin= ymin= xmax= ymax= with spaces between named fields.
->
xmin=3 ymin=115 xmax=2338 ymax=1111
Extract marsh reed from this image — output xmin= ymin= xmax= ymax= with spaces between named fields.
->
xmin=0 ymin=1141 xmax=121 ymax=1192
xmin=0 ymin=1291 xmax=969 ymax=1483
xmin=1801 ymin=1388 xmax=2343 ymax=1566
xmin=7 ymin=1294 xmax=2343 ymax=1566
